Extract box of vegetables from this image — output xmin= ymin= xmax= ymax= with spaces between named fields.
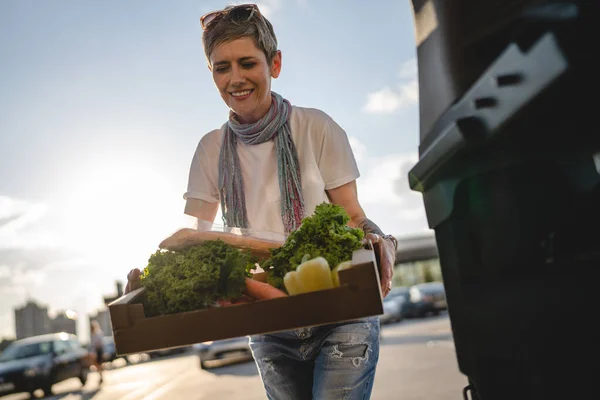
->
xmin=108 ymin=203 xmax=384 ymax=356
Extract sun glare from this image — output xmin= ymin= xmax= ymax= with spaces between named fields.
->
xmin=59 ymin=162 xmax=186 ymax=274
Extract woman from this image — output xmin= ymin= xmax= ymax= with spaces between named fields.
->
xmin=90 ymin=320 xmax=104 ymax=384
xmin=127 ymin=4 xmax=396 ymax=399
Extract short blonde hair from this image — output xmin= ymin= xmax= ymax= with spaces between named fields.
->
xmin=202 ymin=5 xmax=278 ymax=66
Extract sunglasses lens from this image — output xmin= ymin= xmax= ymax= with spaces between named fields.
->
xmin=228 ymin=6 xmax=255 ymax=24
xmin=201 ymin=12 xmax=219 ymax=29
xmin=201 ymin=5 xmax=258 ymax=30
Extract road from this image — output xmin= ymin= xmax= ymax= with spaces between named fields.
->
xmin=3 ymin=314 xmax=468 ymax=400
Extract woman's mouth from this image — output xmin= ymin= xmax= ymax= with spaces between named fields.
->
xmin=230 ymin=89 xmax=254 ymax=100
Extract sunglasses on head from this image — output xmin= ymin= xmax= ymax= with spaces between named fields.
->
xmin=200 ymin=4 xmax=261 ymax=31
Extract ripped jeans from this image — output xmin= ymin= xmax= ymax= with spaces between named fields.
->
xmin=249 ymin=317 xmax=380 ymax=400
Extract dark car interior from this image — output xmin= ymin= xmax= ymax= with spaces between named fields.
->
xmin=408 ymin=1 xmax=598 ymax=399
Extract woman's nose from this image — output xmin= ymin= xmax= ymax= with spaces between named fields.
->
xmin=230 ymin=65 xmax=246 ymax=86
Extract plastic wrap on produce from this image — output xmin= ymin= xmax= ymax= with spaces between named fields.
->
xmin=158 ymin=220 xmax=286 ymax=259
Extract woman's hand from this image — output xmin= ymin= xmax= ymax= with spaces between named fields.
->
xmin=125 ymin=268 xmax=142 ymax=294
xmin=363 ymin=233 xmax=396 ymax=298
xmin=325 ymin=181 xmax=396 ymax=296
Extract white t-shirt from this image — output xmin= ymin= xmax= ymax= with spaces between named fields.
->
xmin=184 ymin=106 xmax=360 ymax=235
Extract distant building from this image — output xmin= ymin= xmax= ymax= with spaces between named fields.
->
xmin=50 ymin=310 xmax=78 ymax=336
xmin=103 ymin=281 xmax=124 ymax=305
xmin=88 ymin=281 xmax=124 ymax=339
xmin=15 ymin=300 xmax=51 ymax=339
xmin=395 ymin=233 xmax=438 ymax=264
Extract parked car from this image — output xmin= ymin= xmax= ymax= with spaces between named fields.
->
xmin=387 ymin=283 xmax=447 ymax=318
xmin=381 ymin=295 xmax=404 ymax=324
xmin=193 ymin=337 xmax=253 ymax=369
xmin=387 ymin=287 xmax=413 ymax=318
xmin=0 ymin=332 xmax=89 ymax=398
xmin=408 ymin=282 xmax=447 ymax=317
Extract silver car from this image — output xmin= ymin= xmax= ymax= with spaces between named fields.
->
xmin=193 ymin=337 xmax=253 ymax=369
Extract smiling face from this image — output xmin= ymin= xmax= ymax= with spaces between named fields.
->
xmin=209 ymin=37 xmax=281 ymax=124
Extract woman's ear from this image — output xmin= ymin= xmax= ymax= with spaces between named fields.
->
xmin=207 ymin=62 xmax=213 ymax=72
xmin=271 ymin=50 xmax=282 ymax=79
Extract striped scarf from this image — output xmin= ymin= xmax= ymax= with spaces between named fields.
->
xmin=218 ymin=92 xmax=305 ymax=234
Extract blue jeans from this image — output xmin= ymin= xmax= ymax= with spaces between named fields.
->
xmin=249 ymin=317 xmax=380 ymax=400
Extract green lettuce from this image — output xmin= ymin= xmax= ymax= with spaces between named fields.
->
xmin=140 ymin=240 xmax=257 ymax=316
xmin=261 ymin=202 xmax=364 ymax=288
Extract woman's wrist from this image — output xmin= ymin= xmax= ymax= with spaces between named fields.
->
xmin=355 ymin=217 xmax=397 ymax=251
xmin=381 ymin=234 xmax=398 ymax=251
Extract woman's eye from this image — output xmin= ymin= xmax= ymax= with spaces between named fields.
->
xmin=241 ymin=62 xmax=256 ymax=69
xmin=215 ymin=66 xmax=229 ymax=73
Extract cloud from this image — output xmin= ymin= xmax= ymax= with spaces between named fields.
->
xmin=0 ymin=248 xmax=74 ymax=274
xmin=0 ymin=248 xmax=90 ymax=309
xmin=1 ymin=263 xmax=46 ymax=288
xmin=0 ymin=265 xmax=10 ymax=280
xmin=348 ymin=137 xmax=430 ymax=237
xmin=0 ymin=196 xmax=47 ymax=233
xmin=363 ymin=87 xmax=403 ymax=114
xmin=0 ymin=196 xmax=62 ymax=250
xmin=398 ymin=58 xmax=418 ymax=79
xmin=363 ymin=58 xmax=419 ymax=114
xmin=252 ymin=0 xmax=306 ymax=18
xmin=348 ymin=136 xmax=367 ymax=163
xmin=254 ymin=0 xmax=281 ymax=18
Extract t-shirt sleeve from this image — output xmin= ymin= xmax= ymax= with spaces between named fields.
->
xmin=183 ymin=137 xmax=220 ymax=203
xmin=317 ymin=114 xmax=361 ymax=190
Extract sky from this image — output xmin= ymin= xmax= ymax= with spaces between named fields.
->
xmin=0 ymin=0 xmax=429 ymax=341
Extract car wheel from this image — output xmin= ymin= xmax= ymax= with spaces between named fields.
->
xmin=79 ymin=367 xmax=89 ymax=386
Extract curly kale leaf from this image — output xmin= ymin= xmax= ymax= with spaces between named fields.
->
xmin=140 ymin=240 xmax=256 ymax=316
xmin=262 ymin=202 xmax=364 ymax=289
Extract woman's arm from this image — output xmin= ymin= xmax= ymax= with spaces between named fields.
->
xmin=326 ymin=180 xmax=397 ymax=297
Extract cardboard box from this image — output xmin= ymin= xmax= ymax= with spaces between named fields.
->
xmin=108 ymin=248 xmax=383 ymax=356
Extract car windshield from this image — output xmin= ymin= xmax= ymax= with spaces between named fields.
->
xmin=0 ymin=341 xmax=52 ymax=362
